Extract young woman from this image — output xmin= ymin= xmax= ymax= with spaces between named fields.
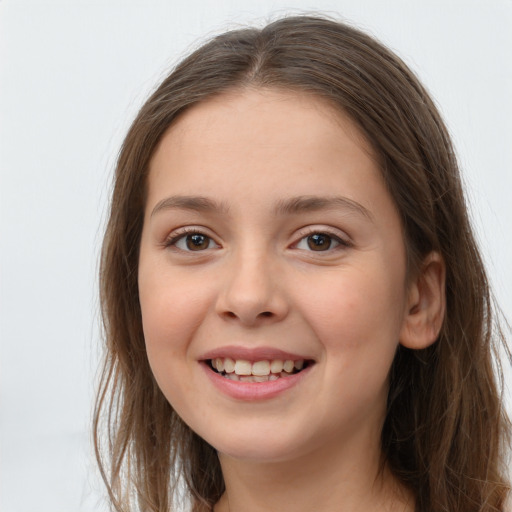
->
xmin=94 ymin=15 xmax=511 ymax=512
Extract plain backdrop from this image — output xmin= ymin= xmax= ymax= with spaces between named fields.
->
xmin=1 ymin=1 xmax=511 ymax=511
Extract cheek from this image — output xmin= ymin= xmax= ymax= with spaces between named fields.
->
xmin=296 ymin=263 xmax=406 ymax=358
xmin=138 ymin=264 xmax=213 ymax=359
xmin=138 ymin=266 xmax=216 ymax=414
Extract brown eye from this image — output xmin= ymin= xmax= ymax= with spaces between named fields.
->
xmin=306 ymin=233 xmax=333 ymax=251
xmin=185 ymin=234 xmax=211 ymax=251
xmin=170 ymin=232 xmax=217 ymax=252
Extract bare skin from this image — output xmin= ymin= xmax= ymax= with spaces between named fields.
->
xmin=214 ymin=435 xmax=415 ymax=512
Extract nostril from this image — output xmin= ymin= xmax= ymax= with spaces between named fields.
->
xmin=221 ymin=310 xmax=275 ymax=324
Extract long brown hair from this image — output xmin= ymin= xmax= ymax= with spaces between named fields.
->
xmin=94 ymin=15 xmax=511 ymax=512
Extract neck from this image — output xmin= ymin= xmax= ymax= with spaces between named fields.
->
xmin=214 ymin=427 xmax=414 ymax=512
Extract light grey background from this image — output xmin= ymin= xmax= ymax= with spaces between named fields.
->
xmin=1 ymin=1 xmax=511 ymax=511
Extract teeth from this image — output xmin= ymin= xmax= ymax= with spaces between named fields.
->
xmin=211 ymin=357 xmax=307 ymax=379
xmin=224 ymin=373 xmax=281 ymax=382
xmin=252 ymin=360 xmax=270 ymax=376
xmin=224 ymin=358 xmax=235 ymax=373
xmin=283 ymin=360 xmax=294 ymax=373
xmin=270 ymin=360 xmax=284 ymax=373
xmin=234 ymin=360 xmax=252 ymax=376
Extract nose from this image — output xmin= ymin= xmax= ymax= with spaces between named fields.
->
xmin=215 ymin=250 xmax=289 ymax=326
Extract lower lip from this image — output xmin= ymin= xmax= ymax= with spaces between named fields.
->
xmin=201 ymin=362 xmax=312 ymax=401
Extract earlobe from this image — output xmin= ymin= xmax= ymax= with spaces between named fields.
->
xmin=400 ymin=252 xmax=446 ymax=350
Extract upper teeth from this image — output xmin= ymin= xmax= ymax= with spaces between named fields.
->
xmin=212 ymin=358 xmax=305 ymax=376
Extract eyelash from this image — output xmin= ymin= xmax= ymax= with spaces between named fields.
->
xmin=293 ymin=229 xmax=352 ymax=253
xmin=164 ymin=227 xmax=351 ymax=254
xmin=163 ymin=227 xmax=220 ymax=252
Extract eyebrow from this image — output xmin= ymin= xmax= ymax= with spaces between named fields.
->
xmin=274 ymin=195 xmax=374 ymax=221
xmin=151 ymin=195 xmax=230 ymax=217
xmin=150 ymin=194 xmax=374 ymax=222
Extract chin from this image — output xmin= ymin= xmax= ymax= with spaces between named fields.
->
xmin=217 ymin=442 xmax=303 ymax=464
xmin=199 ymin=422 xmax=317 ymax=464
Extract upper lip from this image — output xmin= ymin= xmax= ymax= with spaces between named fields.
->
xmin=199 ymin=345 xmax=313 ymax=362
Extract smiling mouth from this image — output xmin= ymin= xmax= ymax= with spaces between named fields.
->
xmin=207 ymin=357 xmax=312 ymax=382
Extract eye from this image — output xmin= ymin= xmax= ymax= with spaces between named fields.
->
xmin=295 ymin=232 xmax=346 ymax=252
xmin=168 ymin=232 xmax=219 ymax=252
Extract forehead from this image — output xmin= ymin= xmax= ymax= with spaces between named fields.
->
xmin=158 ymin=88 xmax=374 ymax=154
xmin=163 ymin=88 xmax=370 ymax=146
xmin=147 ymin=88 xmax=383 ymax=203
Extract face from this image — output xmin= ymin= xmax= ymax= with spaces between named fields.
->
xmin=138 ymin=89 xmax=412 ymax=463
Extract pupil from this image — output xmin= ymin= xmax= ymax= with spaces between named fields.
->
xmin=186 ymin=234 xmax=209 ymax=250
xmin=307 ymin=233 xmax=331 ymax=251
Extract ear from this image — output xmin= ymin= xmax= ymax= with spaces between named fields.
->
xmin=400 ymin=251 xmax=446 ymax=350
